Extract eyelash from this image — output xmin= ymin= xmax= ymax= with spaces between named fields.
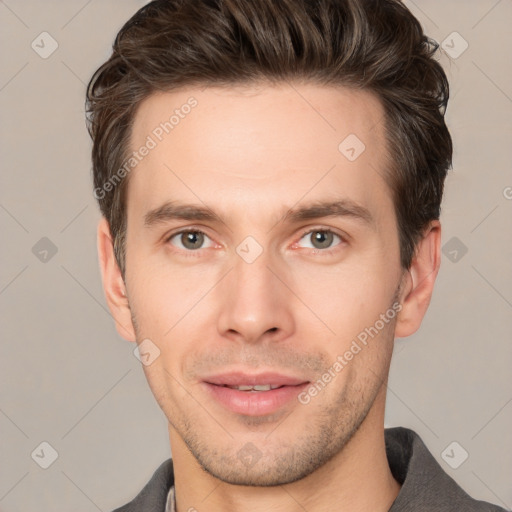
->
xmin=165 ymin=228 xmax=216 ymax=257
xmin=165 ymin=227 xmax=347 ymax=256
xmin=294 ymin=227 xmax=346 ymax=254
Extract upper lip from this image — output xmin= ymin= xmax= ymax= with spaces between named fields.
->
xmin=203 ymin=371 xmax=309 ymax=387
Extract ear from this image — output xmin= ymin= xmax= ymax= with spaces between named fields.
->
xmin=395 ymin=220 xmax=441 ymax=338
xmin=97 ymin=217 xmax=136 ymax=342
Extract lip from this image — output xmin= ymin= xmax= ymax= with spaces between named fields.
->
xmin=202 ymin=371 xmax=309 ymax=416
xmin=204 ymin=371 xmax=307 ymax=387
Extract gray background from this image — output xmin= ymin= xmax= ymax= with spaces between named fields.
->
xmin=0 ymin=0 xmax=511 ymax=510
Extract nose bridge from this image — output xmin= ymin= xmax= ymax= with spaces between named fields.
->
xmin=235 ymin=254 xmax=273 ymax=304
xmin=216 ymin=248 xmax=294 ymax=343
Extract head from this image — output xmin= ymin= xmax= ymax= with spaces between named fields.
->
xmin=88 ymin=0 xmax=452 ymax=486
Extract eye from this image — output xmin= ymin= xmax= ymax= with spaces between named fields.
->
xmin=297 ymin=229 xmax=343 ymax=250
xmin=168 ymin=230 xmax=214 ymax=250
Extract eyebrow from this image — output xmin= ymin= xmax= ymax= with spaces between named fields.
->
xmin=143 ymin=199 xmax=374 ymax=229
xmin=144 ymin=201 xmax=220 ymax=227
xmin=283 ymin=200 xmax=374 ymax=226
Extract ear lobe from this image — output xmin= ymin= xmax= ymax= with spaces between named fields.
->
xmin=394 ymin=221 xmax=441 ymax=338
xmin=97 ymin=217 xmax=136 ymax=342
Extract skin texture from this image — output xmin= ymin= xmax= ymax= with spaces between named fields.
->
xmin=98 ymin=83 xmax=441 ymax=511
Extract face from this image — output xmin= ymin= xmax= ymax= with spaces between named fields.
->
xmin=117 ymin=84 xmax=408 ymax=485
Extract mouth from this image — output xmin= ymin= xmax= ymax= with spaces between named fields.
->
xmin=202 ymin=372 xmax=310 ymax=416
xmin=221 ymin=384 xmax=283 ymax=391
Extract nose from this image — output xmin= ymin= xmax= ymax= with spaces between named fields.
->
xmin=216 ymin=252 xmax=295 ymax=345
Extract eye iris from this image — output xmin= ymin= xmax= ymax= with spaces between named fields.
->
xmin=181 ymin=231 xmax=204 ymax=250
xmin=311 ymin=231 xmax=333 ymax=249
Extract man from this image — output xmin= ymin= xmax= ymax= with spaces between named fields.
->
xmin=86 ymin=0 xmax=505 ymax=510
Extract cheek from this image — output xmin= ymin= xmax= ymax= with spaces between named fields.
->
xmin=286 ymin=256 xmax=399 ymax=340
xmin=127 ymin=258 xmax=219 ymax=336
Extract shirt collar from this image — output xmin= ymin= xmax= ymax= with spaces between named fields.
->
xmin=165 ymin=484 xmax=176 ymax=512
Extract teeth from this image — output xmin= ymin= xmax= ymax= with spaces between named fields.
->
xmin=226 ymin=384 xmax=282 ymax=391
xmin=253 ymin=384 xmax=272 ymax=391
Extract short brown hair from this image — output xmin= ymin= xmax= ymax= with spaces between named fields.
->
xmin=86 ymin=0 xmax=452 ymax=276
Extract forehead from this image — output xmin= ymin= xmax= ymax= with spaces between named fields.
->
xmin=126 ymin=83 xmax=392 ymax=223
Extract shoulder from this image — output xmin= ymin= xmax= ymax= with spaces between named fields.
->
xmin=386 ymin=427 xmax=507 ymax=512
xmin=111 ymin=458 xmax=174 ymax=512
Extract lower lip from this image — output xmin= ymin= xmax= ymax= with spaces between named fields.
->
xmin=203 ymin=382 xmax=309 ymax=416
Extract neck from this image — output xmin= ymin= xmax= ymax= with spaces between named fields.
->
xmin=170 ymin=393 xmax=400 ymax=512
